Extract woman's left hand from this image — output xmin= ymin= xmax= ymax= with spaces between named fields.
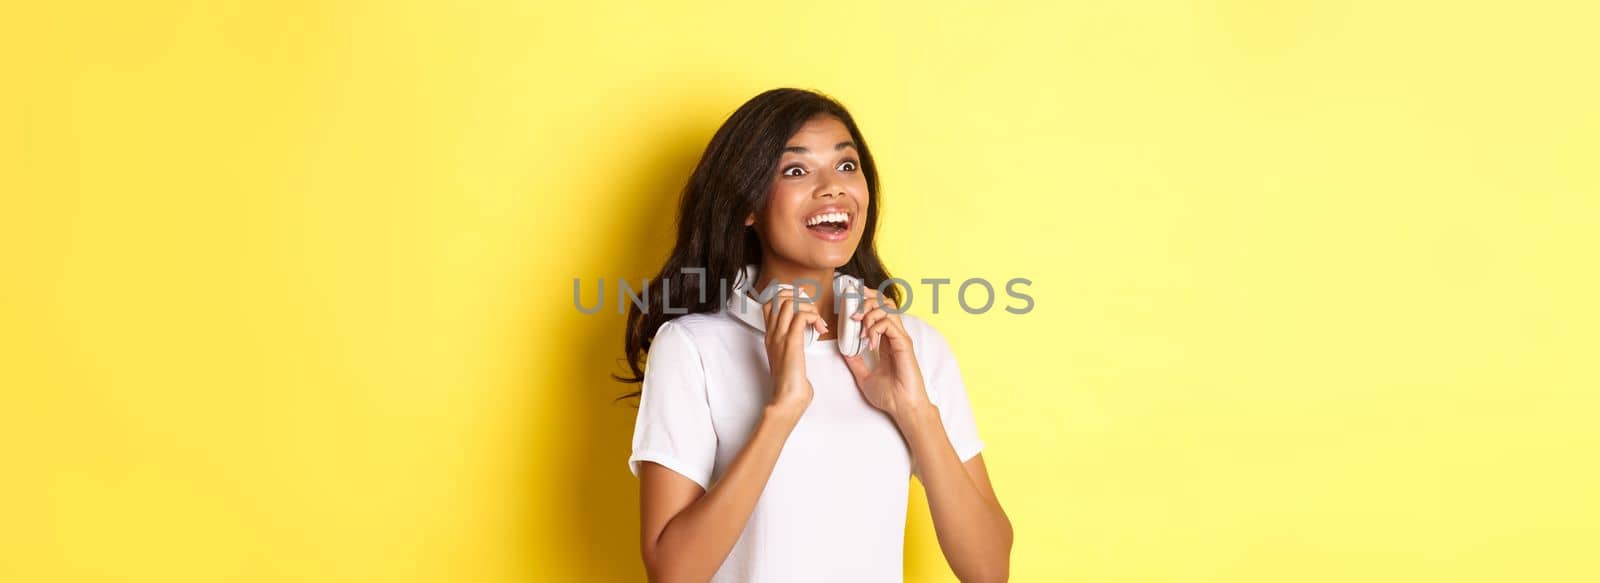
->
xmin=843 ymin=288 xmax=932 ymax=420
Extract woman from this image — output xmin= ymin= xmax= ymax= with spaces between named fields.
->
xmin=619 ymin=88 xmax=1013 ymax=582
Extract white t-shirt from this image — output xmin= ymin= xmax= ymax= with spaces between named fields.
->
xmin=627 ymin=270 xmax=986 ymax=582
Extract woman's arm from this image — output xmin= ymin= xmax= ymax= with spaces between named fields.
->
xmin=637 ymin=289 xmax=823 ymax=582
xmin=846 ymin=288 xmax=1013 ymax=582
xmin=896 ymin=408 xmax=1013 ymax=583
xmin=638 ymin=403 xmax=804 ymax=582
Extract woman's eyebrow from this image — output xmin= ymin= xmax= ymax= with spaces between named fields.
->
xmin=782 ymin=141 xmax=858 ymax=154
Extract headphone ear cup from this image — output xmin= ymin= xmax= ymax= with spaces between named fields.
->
xmin=837 ymin=278 xmax=865 ymax=357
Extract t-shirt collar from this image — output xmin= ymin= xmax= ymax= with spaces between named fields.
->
xmin=724 ymin=264 xmax=851 ymax=334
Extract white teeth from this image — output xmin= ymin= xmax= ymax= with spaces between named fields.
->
xmin=806 ymin=212 xmax=848 ymax=227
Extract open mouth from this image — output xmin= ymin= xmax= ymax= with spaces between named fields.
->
xmin=804 ymin=210 xmax=852 ymax=239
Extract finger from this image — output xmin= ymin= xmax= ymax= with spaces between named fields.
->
xmin=775 ymin=296 xmax=797 ymax=337
xmin=784 ymin=293 xmax=825 ymax=333
xmin=767 ymin=293 xmax=790 ymax=335
xmin=866 ymin=318 xmax=907 ymax=352
xmin=856 ymin=293 xmax=903 ymax=337
xmin=858 ymin=288 xmax=878 ymax=314
xmin=798 ymin=303 xmax=827 ymax=335
xmin=859 ymin=308 xmax=888 ymax=339
xmin=870 ymin=318 xmax=896 ymax=350
xmin=764 ymin=298 xmax=779 ymax=338
xmin=811 ymin=308 xmax=829 ymax=334
xmin=843 ymin=353 xmax=872 ymax=383
xmin=853 ymin=294 xmax=882 ymax=323
xmin=788 ymin=312 xmax=821 ymax=345
xmin=864 ymin=288 xmax=902 ymax=313
xmin=860 ymin=287 xmax=897 ymax=312
xmin=763 ymin=291 xmax=786 ymax=333
xmin=851 ymin=301 xmax=871 ymax=321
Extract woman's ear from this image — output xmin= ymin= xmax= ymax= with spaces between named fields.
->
xmin=744 ymin=213 xmax=755 ymax=227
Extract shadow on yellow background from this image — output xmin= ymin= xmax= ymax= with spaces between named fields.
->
xmin=4 ymin=1 xmax=1598 ymax=582
xmin=544 ymin=115 xmax=695 ymax=581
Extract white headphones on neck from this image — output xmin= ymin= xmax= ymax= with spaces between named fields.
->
xmin=752 ymin=273 xmax=868 ymax=357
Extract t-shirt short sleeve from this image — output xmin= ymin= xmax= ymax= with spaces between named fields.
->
xmin=913 ymin=321 xmax=986 ymax=478
xmin=627 ymin=320 xmax=718 ymax=490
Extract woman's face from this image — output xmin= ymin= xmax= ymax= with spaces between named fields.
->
xmin=748 ymin=115 xmax=870 ymax=270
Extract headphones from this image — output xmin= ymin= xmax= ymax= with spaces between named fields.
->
xmin=752 ymin=273 xmax=868 ymax=357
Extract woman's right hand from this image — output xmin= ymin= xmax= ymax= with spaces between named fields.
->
xmin=761 ymin=287 xmax=825 ymax=414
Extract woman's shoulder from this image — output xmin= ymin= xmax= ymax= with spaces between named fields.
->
xmin=897 ymin=312 xmax=944 ymax=343
xmin=897 ymin=312 xmax=959 ymax=361
xmin=645 ymin=313 xmax=749 ymax=377
xmin=643 ymin=314 xmax=729 ymax=376
xmin=653 ymin=312 xmax=741 ymax=345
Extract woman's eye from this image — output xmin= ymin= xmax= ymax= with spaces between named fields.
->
xmin=782 ymin=166 xmax=806 ymax=177
xmin=837 ymin=160 xmax=858 ymax=172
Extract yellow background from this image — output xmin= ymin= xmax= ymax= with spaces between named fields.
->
xmin=4 ymin=1 xmax=1597 ymax=581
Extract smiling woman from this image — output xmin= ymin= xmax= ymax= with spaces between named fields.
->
xmin=618 ymin=88 xmax=1014 ymax=582
xmin=748 ymin=116 xmax=869 ymax=269
xmin=616 ymin=88 xmax=899 ymax=392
